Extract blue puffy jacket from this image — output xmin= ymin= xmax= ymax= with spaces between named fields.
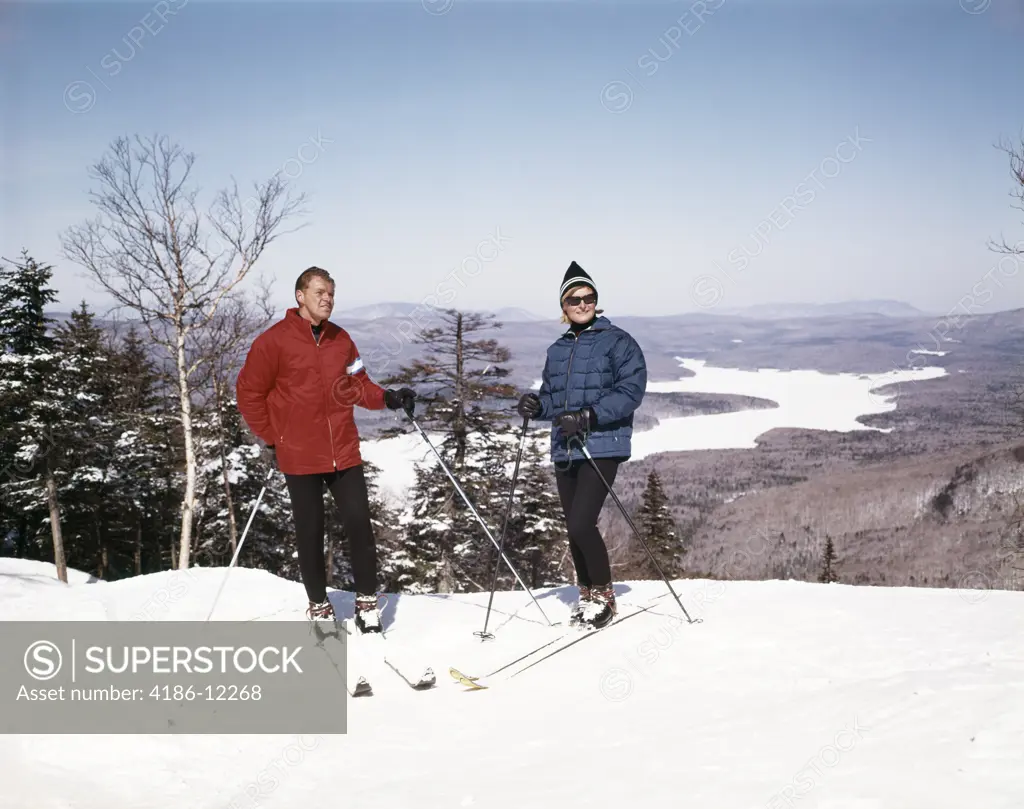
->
xmin=535 ymin=316 xmax=647 ymax=463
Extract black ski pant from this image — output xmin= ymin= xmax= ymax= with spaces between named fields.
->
xmin=283 ymin=464 xmax=377 ymax=603
xmin=554 ymin=456 xmax=625 ymax=589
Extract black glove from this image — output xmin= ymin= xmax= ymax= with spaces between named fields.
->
xmin=554 ymin=407 xmax=595 ymax=437
xmin=260 ymin=443 xmax=277 ymax=469
xmin=384 ymin=387 xmax=416 ymax=414
xmin=517 ymin=393 xmax=541 ymax=420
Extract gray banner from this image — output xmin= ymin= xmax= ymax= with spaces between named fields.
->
xmin=2 ymin=620 xmax=349 ymax=734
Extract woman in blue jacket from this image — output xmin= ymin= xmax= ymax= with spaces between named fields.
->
xmin=517 ymin=261 xmax=648 ymax=629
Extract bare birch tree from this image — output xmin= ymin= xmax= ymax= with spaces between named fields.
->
xmin=61 ymin=134 xmax=306 ymax=569
xmin=991 ymin=132 xmax=1024 ymax=259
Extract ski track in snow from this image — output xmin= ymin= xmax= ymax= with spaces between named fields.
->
xmin=361 ymin=357 xmax=949 ymax=506
xmin=2 ymin=557 xmax=1023 ymax=809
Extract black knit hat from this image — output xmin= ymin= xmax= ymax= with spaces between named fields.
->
xmin=559 ymin=261 xmax=597 ymax=303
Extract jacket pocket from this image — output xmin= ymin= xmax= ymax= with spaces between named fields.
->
xmin=272 ymin=402 xmax=295 ymax=445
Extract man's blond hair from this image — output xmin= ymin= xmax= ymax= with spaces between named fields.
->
xmin=294 ymin=268 xmax=333 ymax=305
xmin=295 ymin=266 xmax=334 ymax=296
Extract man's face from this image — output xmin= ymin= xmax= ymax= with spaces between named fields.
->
xmin=297 ymin=277 xmax=335 ymax=322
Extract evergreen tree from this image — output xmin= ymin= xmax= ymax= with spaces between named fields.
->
xmin=192 ymin=389 xmax=293 ymax=575
xmin=395 ymin=429 xmax=513 ymax=593
xmin=188 ymin=287 xmax=275 ymax=565
xmin=635 ymin=469 xmax=680 ymax=579
xmin=395 ymin=458 xmax=451 ymax=593
xmin=381 ymin=308 xmax=519 ymax=592
xmin=503 ymin=434 xmax=569 ymax=588
xmin=0 ymin=250 xmax=59 ymax=356
xmin=50 ymin=301 xmax=121 ymax=577
xmin=381 ymin=308 xmax=517 ymax=454
xmin=819 ymin=535 xmax=839 ymax=583
xmin=0 ymin=252 xmax=65 ymax=577
xmin=106 ymin=324 xmax=180 ymax=575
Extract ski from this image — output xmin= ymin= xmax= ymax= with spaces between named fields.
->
xmin=507 ymin=601 xmax=661 ymax=680
xmin=442 ymin=622 xmax=574 ymax=689
xmin=448 ymin=594 xmax=676 ymax=689
xmin=304 ymin=600 xmax=436 ymax=695
xmin=385 ymin=658 xmax=437 ymax=690
xmin=449 ymin=667 xmax=487 ymax=690
xmin=377 ymin=624 xmax=438 ymax=690
xmin=341 ymin=617 xmax=379 ymax=696
xmin=469 ymin=629 xmax=574 ymax=679
xmin=348 ymin=616 xmax=437 ymax=692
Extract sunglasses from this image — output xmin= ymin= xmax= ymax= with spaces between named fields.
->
xmin=564 ymin=293 xmax=597 ymax=306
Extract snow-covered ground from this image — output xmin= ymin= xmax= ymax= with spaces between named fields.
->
xmin=3 ymin=557 xmax=1022 ymax=809
xmin=362 ymin=357 xmax=948 ymax=500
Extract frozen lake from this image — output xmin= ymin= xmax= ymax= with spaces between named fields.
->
xmin=629 ymin=357 xmax=947 ymax=459
xmin=361 ymin=357 xmax=949 ymax=504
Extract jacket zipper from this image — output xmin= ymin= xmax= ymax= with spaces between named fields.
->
xmin=565 ymin=322 xmax=594 ymax=399
xmin=312 ymin=323 xmax=337 ymax=470
xmin=565 ymin=330 xmax=580 ymax=457
xmin=566 ymin=332 xmax=578 ymax=391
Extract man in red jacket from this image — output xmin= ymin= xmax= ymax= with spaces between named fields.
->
xmin=236 ymin=266 xmax=415 ymax=632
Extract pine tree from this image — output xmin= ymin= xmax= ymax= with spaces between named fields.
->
xmin=192 ymin=387 xmax=294 ymax=576
xmin=50 ymin=301 xmax=121 ymax=578
xmin=381 ymin=308 xmax=519 ymax=592
xmin=189 ymin=287 xmax=276 ymax=563
xmin=0 ymin=250 xmax=59 ymax=356
xmin=503 ymin=434 xmax=569 ymax=588
xmin=192 ymin=396 xmax=241 ymax=568
xmin=819 ymin=535 xmax=839 ymax=583
xmin=635 ymin=469 xmax=680 ymax=579
xmin=381 ymin=308 xmax=517 ymax=456
xmin=106 ymin=324 xmax=180 ymax=575
xmin=0 ymin=252 xmax=65 ymax=578
xmin=395 ymin=429 xmax=513 ymax=593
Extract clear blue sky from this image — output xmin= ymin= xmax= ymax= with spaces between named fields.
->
xmin=3 ymin=0 xmax=1024 ymax=319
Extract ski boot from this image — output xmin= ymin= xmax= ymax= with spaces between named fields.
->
xmin=306 ymin=597 xmax=335 ymax=622
xmin=354 ymin=593 xmax=383 ymax=634
xmin=579 ymin=585 xmax=616 ymax=629
xmin=569 ymin=585 xmax=592 ymax=627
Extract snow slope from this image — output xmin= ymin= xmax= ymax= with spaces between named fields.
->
xmin=3 ymin=557 xmax=1023 ymax=809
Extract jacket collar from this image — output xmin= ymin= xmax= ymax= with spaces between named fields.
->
xmin=562 ymin=314 xmax=611 ymax=338
xmin=287 ymin=307 xmax=331 ymax=333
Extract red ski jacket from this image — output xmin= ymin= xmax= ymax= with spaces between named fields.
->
xmin=236 ymin=308 xmax=387 ymax=475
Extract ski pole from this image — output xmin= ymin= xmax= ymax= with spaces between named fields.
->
xmin=475 ymin=414 xmax=531 ymax=640
xmin=205 ymin=464 xmax=274 ymax=622
xmin=402 ymin=408 xmax=555 ymax=628
xmin=571 ymin=436 xmax=699 ymax=625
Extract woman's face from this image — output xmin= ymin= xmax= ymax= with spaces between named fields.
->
xmin=562 ymin=286 xmax=597 ymax=324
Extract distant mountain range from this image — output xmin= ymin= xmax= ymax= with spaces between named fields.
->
xmin=715 ymin=299 xmax=931 ymax=319
xmin=332 ymin=298 xmax=930 ymax=323
xmin=41 ymin=298 xmax=935 ymax=330
xmin=40 ymin=302 xmax=551 ymax=329
xmin=331 ymin=302 xmax=548 ymax=322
